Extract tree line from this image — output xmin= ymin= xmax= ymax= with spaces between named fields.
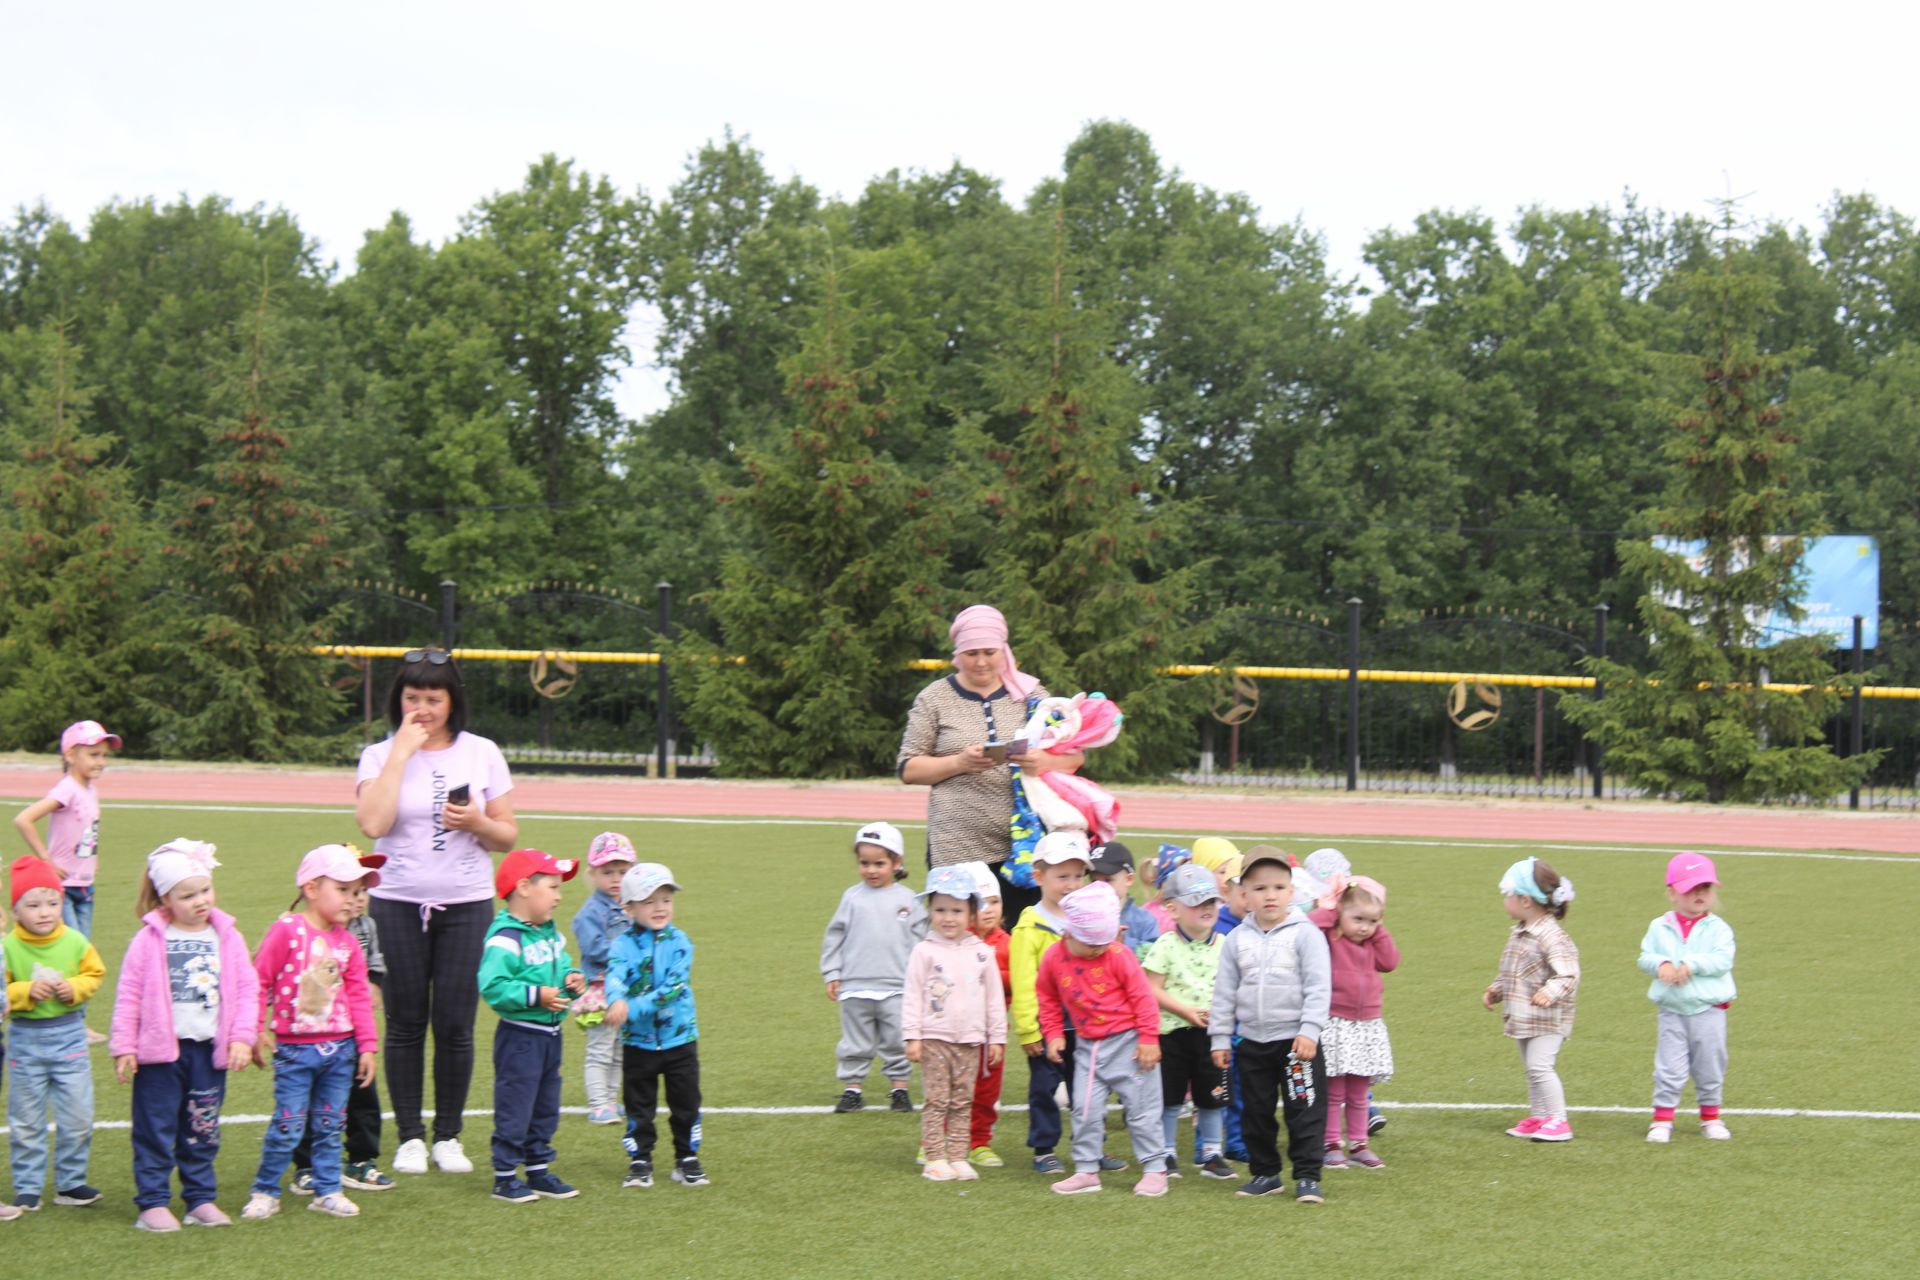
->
xmin=2 ymin=122 xmax=1916 ymax=791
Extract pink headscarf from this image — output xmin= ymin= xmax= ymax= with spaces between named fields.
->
xmin=949 ymin=604 xmax=1039 ymax=700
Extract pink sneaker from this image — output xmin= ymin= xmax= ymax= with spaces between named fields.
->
xmin=184 ymin=1202 xmax=232 ymax=1227
xmin=1530 ymin=1119 xmax=1574 ymax=1142
xmin=1050 ymin=1171 xmax=1103 ymax=1195
xmin=135 ymin=1206 xmax=181 ymax=1233
xmin=1133 ymin=1171 xmax=1169 ymax=1198
xmin=1322 ymin=1145 xmax=1348 ymax=1169
xmin=1505 ymin=1116 xmax=1546 ymax=1138
xmin=1347 ymin=1146 xmax=1386 ymax=1169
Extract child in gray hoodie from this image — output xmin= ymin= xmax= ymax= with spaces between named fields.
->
xmin=1209 ymin=848 xmax=1332 ymax=1205
xmin=821 ymin=822 xmax=928 ymax=1113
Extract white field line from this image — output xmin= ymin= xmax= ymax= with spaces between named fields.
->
xmin=5 ymin=1101 xmax=1910 ymax=1139
xmin=102 ymin=802 xmax=1919 ymax=863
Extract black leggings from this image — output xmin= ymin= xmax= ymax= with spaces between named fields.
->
xmin=369 ymin=896 xmax=492 ymax=1143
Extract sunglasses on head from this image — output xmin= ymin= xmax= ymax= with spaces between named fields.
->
xmin=402 ymin=649 xmax=453 ymax=666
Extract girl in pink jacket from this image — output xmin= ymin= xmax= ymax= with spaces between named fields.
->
xmin=902 ymin=865 xmax=1007 ymax=1183
xmin=1309 ymin=876 xmax=1398 ymax=1169
xmin=109 ymin=840 xmax=260 ymax=1232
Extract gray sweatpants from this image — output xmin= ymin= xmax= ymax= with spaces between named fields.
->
xmin=583 ymin=1020 xmax=620 ymax=1111
xmin=1652 ymin=1007 xmax=1728 ymax=1109
xmin=1069 ymin=1031 xmax=1171 ymax=1175
xmin=1519 ymin=1035 xmax=1567 ymax=1121
xmin=836 ymin=995 xmax=910 ymax=1086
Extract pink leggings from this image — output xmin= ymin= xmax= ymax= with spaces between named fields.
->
xmin=1324 ymin=1074 xmax=1372 ymax=1148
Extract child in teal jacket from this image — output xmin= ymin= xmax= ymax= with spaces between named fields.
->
xmin=1637 ymin=853 xmax=1736 ymax=1144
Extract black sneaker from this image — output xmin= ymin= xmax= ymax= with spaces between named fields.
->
xmin=623 ymin=1159 xmax=654 ymax=1189
xmin=672 ymin=1157 xmax=709 ymax=1188
xmin=1237 ymin=1175 xmax=1285 ymax=1197
xmin=525 ymin=1170 xmax=579 ymax=1200
xmin=54 ymin=1185 xmax=102 ymax=1207
xmin=491 ymin=1176 xmax=538 ymax=1204
xmin=889 ymin=1088 xmax=913 ymax=1113
xmin=1294 ymin=1178 xmax=1324 ymax=1204
xmin=290 ymin=1169 xmax=316 ymax=1196
xmin=1097 ymin=1155 xmax=1127 ymax=1172
xmin=833 ymin=1089 xmax=865 ymax=1113
xmin=14 ymin=1194 xmax=41 ymax=1212
xmin=1199 ymin=1156 xmax=1238 ymax=1180
xmin=1368 ymin=1107 xmax=1388 ymax=1135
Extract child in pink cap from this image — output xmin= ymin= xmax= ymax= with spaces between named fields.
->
xmin=572 ymin=832 xmax=637 ymax=1125
xmin=1638 ymin=853 xmax=1736 ymax=1142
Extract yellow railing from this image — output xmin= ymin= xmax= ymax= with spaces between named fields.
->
xmin=315 ymin=645 xmax=1920 ymax=699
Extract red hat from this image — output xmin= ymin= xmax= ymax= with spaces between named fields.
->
xmin=495 ymin=848 xmax=579 ymax=900
xmin=10 ymin=855 xmax=65 ymax=907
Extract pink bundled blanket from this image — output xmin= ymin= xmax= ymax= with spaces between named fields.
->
xmin=1019 ymin=694 xmax=1123 ymax=844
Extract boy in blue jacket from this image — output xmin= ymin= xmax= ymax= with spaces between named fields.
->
xmin=480 ymin=849 xmax=585 ymax=1204
xmin=607 ymin=862 xmax=705 ymax=1189
xmin=1639 ymin=853 xmax=1736 ymax=1144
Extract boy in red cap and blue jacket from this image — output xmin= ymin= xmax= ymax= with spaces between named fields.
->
xmin=480 ymin=849 xmax=586 ymax=1204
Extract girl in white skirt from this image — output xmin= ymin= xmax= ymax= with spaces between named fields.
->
xmin=1309 ymin=877 xmax=1398 ymax=1168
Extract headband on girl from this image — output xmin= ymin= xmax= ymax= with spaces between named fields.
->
xmin=1499 ymin=857 xmax=1574 ymax=907
xmin=948 ymin=604 xmax=1039 ymax=700
xmin=147 ymin=839 xmax=220 ymax=899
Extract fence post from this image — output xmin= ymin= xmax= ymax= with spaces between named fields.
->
xmin=439 ymin=580 xmax=457 ymax=651
xmin=1850 ymin=614 xmax=1865 ymax=811
xmin=1346 ymin=597 xmax=1362 ymax=792
xmin=1590 ymin=603 xmax=1608 ymax=799
xmin=656 ymin=581 xmax=675 ymax=779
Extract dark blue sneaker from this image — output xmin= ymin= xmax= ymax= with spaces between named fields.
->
xmin=525 ymin=1170 xmax=579 ymax=1199
xmin=1199 ymin=1155 xmax=1238 ymax=1180
xmin=1097 ymin=1155 xmax=1127 ymax=1173
xmin=1032 ymin=1152 xmax=1066 ymax=1175
xmin=1294 ymin=1178 xmax=1324 ymax=1204
xmin=1368 ymin=1106 xmax=1387 ymax=1135
xmin=491 ymin=1176 xmax=538 ymax=1204
xmin=671 ymin=1157 xmax=709 ymax=1187
xmin=14 ymin=1194 xmax=41 ymax=1212
xmin=55 ymin=1185 xmax=102 ymax=1207
xmin=1237 ymin=1175 xmax=1285 ymax=1197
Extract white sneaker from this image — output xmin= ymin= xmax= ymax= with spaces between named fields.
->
xmin=1701 ymin=1120 xmax=1732 ymax=1140
xmin=1647 ymin=1122 xmax=1672 ymax=1144
xmin=392 ymin=1138 xmax=429 ymax=1175
xmin=432 ymin=1139 xmax=475 ymax=1173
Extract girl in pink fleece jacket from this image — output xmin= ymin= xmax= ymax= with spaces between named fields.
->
xmin=109 ymin=840 xmax=261 ymax=1232
xmin=902 ymin=866 xmax=1007 ymax=1183
xmin=1309 ymin=876 xmax=1398 ymax=1169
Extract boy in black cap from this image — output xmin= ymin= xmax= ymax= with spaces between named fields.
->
xmin=1089 ymin=841 xmax=1162 ymax=958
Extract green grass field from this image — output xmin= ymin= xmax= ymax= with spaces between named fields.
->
xmin=6 ymin=801 xmax=1918 ymax=1278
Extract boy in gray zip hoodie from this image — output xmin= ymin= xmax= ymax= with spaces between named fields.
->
xmin=1209 ymin=850 xmax=1332 ymax=1203
xmin=821 ymin=822 xmax=929 ymax=1112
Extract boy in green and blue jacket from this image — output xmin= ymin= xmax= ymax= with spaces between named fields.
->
xmin=480 ymin=850 xmax=585 ymax=1203
xmin=606 ymin=861 xmax=705 ymax=1188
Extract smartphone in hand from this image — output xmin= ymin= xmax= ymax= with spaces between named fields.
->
xmin=448 ymin=784 xmax=471 ymax=806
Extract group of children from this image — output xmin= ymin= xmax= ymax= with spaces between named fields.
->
xmin=1 ymin=716 xmax=1743 ymax=1229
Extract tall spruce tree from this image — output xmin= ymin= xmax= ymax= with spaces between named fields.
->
xmin=963 ymin=207 xmax=1210 ymax=776
xmin=675 ymin=266 xmax=948 ymax=777
xmin=0 ymin=321 xmax=155 ymax=748
xmin=1563 ymin=208 xmax=1877 ymax=802
xmin=154 ymin=275 xmax=348 ymax=760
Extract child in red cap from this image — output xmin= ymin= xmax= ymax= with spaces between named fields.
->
xmin=1639 ymin=853 xmax=1736 ymax=1143
xmin=480 ymin=850 xmax=585 ymax=1204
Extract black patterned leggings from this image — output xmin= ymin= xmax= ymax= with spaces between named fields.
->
xmin=368 ymin=897 xmax=492 ymax=1144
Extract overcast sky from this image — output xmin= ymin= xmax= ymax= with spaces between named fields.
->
xmin=4 ymin=0 xmax=1913 ymax=418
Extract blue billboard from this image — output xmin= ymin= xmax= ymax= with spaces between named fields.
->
xmin=1653 ymin=536 xmax=1880 ymax=649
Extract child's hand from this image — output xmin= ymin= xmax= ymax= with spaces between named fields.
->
xmin=1530 ymin=989 xmax=1554 ymax=1008
xmin=1291 ymin=1035 xmax=1317 ymax=1060
xmin=1045 ymin=1037 xmax=1067 ymax=1063
xmin=1135 ymin=1042 xmax=1161 ymax=1070
xmin=537 ymin=986 xmax=570 ymax=1012
xmin=1186 ymin=1005 xmax=1210 ymax=1028
xmin=564 ymin=972 xmax=587 ymax=995
xmin=824 ymin=980 xmax=841 ymax=1001
xmin=115 ymin=1054 xmax=138 ymax=1084
xmin=371 ymin=986 xmax=385 ymax=1012
xmin=227 ymin=1042 xmax=252 ymax=1073
xmin=987 ymin=1044 xmax=1005 ymax=1067
xmin=1672 ymin=963 xmax=1692 ymax=985
xmin=355 ymin=1052 xmax=376 ymax=1088
xmin=28 ymin=977 xmax=56 ymax=1002
xmin=605 ymin=1000 xmax=628 ymax=1028
xmin=253 ymin=1032 xmax=276 ymax=1069
xmin=52 ymin=977 xmax=75 ymax=1003
xmin=1022 ymin=1039 xmax=1045 ymax=1057
xmin=1658 ymin=961 xmax=1681 ymax=985
xmin=1211 ymin=1049 xmax=1232 ymax=1070
xmin=905 ymin=1040 xmax=923 ymax=1063
xmin=1482 ymin=985 xmax=1501 ymax=1010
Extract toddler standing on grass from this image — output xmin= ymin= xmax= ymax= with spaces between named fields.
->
xmin=1143 ymin=864 xmax=1235 ymax=1180
xmin=1639 ymin=853 xmax=1735 ymax=1143
xmin=572 ymin=831 xmax=636 ymax=1126
xmin=1308 ymin=877 xmax=1397 ymax=1169
xmin=608 ymin=862 xmax=706 ymax=1190
xmin=904 ymin=865 xmax=1007 ymax=1182
xmin=822 ymin=822 xmax=926 ymax=1114
xmin=961 ymin=861 xmax=1012 ymax=1168
xmin=1484 ymin=857 xmax=1580 ymax=1143
xmin=111 ymin=839 xmax=258 ymax=1231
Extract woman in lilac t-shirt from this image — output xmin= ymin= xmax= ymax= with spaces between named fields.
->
xmin=354 ymin=648 xmax=519 ymax=1176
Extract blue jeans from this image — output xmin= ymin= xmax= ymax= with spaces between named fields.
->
xmin=491 ymin=1022 xmax=563 ymax=1176
xmin=131 ymin=1039 xmax=226 ymax=1210
xmin=253 ymin=1039 xmax=354 ymax=1196
xmin=6 ymin=1016 xmax=94 ymax=1196
xmin=61 ymin=885 xmax=94 ymax=939
xmin=1025 ymin=1032 xmax=1076 ymax=1154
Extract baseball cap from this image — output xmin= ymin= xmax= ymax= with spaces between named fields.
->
xmin=957 ymin=861 xmax=1002 ymax=902
xmin=1088 ymin=841 xmax=1136 ymax=877
xmin=1060 ymin=884 xmax=1120 ymax=945
xmin=60 ymin=720 xmax=122 ymax=753
xmin=1665 ymin=853 xmax=1719 ymax=894
xmin=495 ymin=848 xmax=579 ymax=900
xmin=297 ymin=843 xmax=387 ymax=890
xmin=619 ymin=862 xmax=681 ymax=903
xmin=1163 ymin=863 xmax=1224 ymax=906
xmin=1033 ymin=830 xmax=1092 ymax=867
xmin=854 ymin=821 xmax=905 ymax=860
xmin=1239 ymin=844 xmax=1292 ymax=881
xmin=919 ymin=864 xmax=979 ymax=905
xmin=586 ymin=832 xmax=638 ymax=867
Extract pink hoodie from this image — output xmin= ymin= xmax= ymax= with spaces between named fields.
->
xmin=901 ymin=932 xmax=1008 ymax=1046
xmin=109 ymin=908 xmax=261 ymax=1068
xmin=1309 ymin=907 xmax=1400 ymax=1021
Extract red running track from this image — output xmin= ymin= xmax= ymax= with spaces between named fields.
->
xmin=2 ymin=764 xmax=1912 ymax=854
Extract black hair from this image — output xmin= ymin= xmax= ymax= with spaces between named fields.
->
xmin=384 ymin=647 xmax=469 ymax=737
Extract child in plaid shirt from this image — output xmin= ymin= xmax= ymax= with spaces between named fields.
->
xmin=1483 ymin=857 xmax=1579 ymax=1143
